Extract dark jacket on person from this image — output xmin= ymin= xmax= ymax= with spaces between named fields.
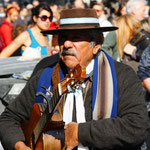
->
xmin=138 ymin=45 xmax=150 ymax=104
xmin=0 ymin=52 xmax=149 ymax=150
xmin=138 ymin=45 xmax=150 ymax=82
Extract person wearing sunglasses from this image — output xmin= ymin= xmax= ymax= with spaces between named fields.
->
xmin=0 ymin=3 xmax=53 ymax=58
xmin=92 ymin=2 xmax=112 ymax=38
xmin=38 ymin=15 xmax=52 ymax=22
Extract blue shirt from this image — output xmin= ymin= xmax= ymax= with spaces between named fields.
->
xmin=25 ymin=28 xmax=50 ymax=55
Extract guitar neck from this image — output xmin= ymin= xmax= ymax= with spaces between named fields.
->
xmin=33 ymin=84 xmax=63 ymax=143
xmin=48 ymin=84 xmax=62 ymax=115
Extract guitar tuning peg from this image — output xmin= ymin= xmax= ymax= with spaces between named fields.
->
xmin=36 ymin=91 xmax=52 ymax=112
xmin=36 ymin=92 xmax=49 ymax=101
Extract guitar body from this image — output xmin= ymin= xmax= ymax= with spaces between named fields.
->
xmin=34 ymin=132 xmax=64 ymax=150
xmin=36 ymin=119 xmax=65 ymax=150
xmin=21 ymin=103 xmax=42 ymax=149
xmin=22 ymin=103 xmax=65 ymax=150
xmin=43 ymin=133 xmax=65 ymax=150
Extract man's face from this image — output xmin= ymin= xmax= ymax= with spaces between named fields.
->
xmin=21 ymin=8 xmax=28 ymax=17
xmin=132 ymin=1 xmax=146 ymax=20
xmin=58 ymin=30 xmax=96 ymax=69
xmin=92 ymin=5 xmax=103 ymax=18
xmin=9 ymin=11 xmax=18 ymax=23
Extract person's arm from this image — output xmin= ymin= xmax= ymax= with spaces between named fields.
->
xmin=0 ymin=70 xmax=43 ymax=150
xmin=77 ymin=63 xmax=149 ymax=149
xmin=124 ymin=43 xmax=149 ymax=61
xmin=123 ymin=43 xmax=137 ymax=59
xmin=0 ymin=30 xmax=29 ymax=58
xmin=142 ymin=78 xmax=150 ymax=93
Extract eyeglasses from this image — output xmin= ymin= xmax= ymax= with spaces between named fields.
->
xmin=38 ymin=15 xmax=52 ymax=22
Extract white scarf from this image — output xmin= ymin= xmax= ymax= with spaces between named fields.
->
xmin=63 ymin=60 xmax=94 ymax=150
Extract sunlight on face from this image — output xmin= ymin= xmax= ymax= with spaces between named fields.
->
xmin=36 ymin=10 xmax=51 ymax=30
xmin=93 ymin=4 xmax=103 ymax=18
xmin=133 ymin=1 xmax=146 ymax=20
xmin=59 ymin=30 xmax=95 ymax=69
xmin=10 ymin=11 xmax=18 ymax=23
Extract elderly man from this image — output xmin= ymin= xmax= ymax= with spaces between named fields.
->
xmin=0 ymin=8 xmax=149 ymax=150
xmin=126 ymin=0 xmax=147 ymax=21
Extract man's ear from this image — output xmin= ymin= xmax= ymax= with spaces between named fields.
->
xmin=93 ymin=44 xmax=100 ymax=55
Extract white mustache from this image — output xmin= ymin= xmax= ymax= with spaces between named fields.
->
xmin=62 ymin=49 xmax=77 ymax=56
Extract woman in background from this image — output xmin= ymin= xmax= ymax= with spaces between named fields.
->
xmin=102 ymin=14 xmax=141 ymax=62
xmin=115 ymin=14 xmax=141 ymax=60
xmin=0 ymin=3 xmax=53 ymax=58
xmin=102 ymin=14 xmax=150 ymax=71
xmin=102 ymin=14 xmax=142 ymax=70
xmin=115 ymin=1 xmax=127 ymax=17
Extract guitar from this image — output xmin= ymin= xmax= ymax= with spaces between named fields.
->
xmin=21 ymin=64 xmax=86 ymax=150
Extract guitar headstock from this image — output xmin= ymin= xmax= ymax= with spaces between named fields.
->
xmin=59 ymin=64 xmax=86 ymax=95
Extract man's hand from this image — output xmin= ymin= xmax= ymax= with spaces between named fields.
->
xmin=14 ymin=141 xmax=31 ymax=150
xmin=142 ymin=78 xmax=150 ymax=93
xmin=123 ymin=43 xmax=137 ymax=58
xmin=65 ymin=122 xmax=79 ymax=150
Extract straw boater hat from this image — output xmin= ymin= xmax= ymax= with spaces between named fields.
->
xmin=42 ymin=8 xmax=118 ymax=35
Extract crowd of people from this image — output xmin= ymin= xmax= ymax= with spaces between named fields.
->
xmin=0 ymin=0 xmax=150 ymax=150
